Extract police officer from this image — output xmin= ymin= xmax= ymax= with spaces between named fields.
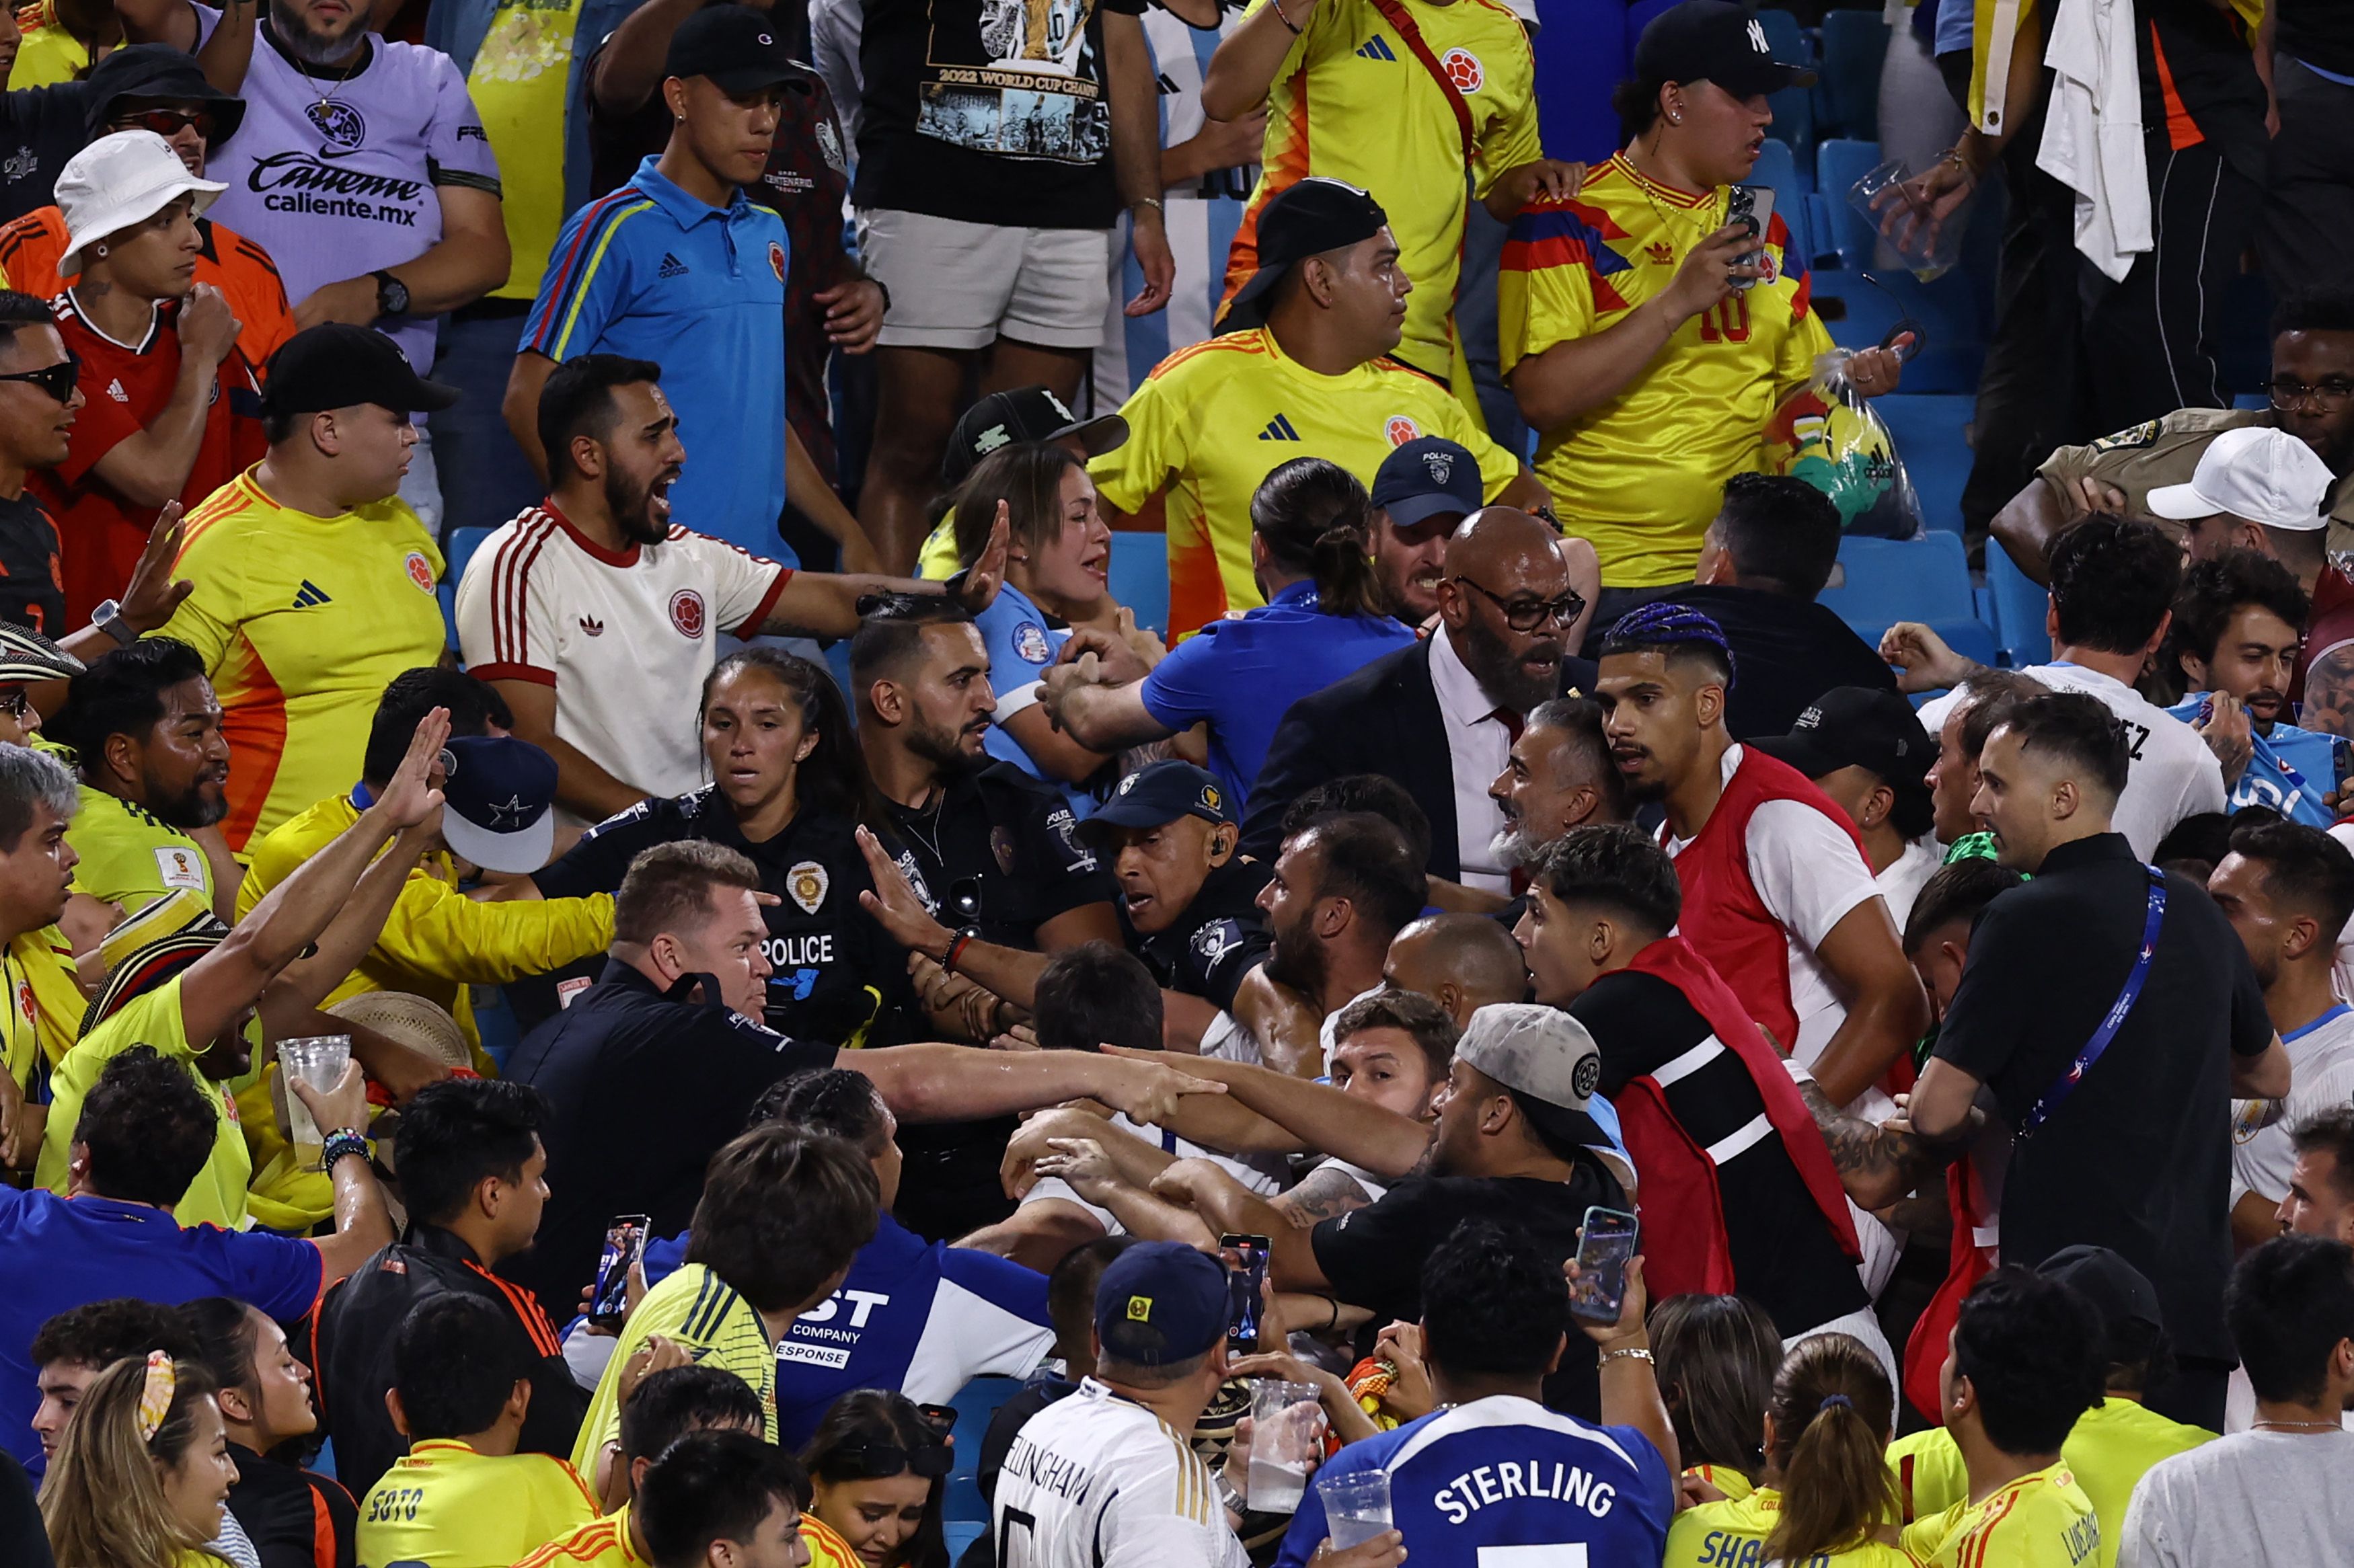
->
xmin=533 ymin=648 xmax=909 ymax=1045
xmin=1080 ymin=761 xmax=1271 ymax=1016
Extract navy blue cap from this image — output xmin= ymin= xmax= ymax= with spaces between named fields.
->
xmin=1080 ymin=761 xmax=1232 ymax=843
xmin=1371 ymin=436 xmax=1483 ymax=529
xmin=1094 ymin=1242 xmax=1230 ymax=1366
xmin=437 ymin=734 xmax=558 ymax=873
xmin=1634 ymin=1 xmax=1815 ymax=97
xmin=665 ymin=3 xmax=808 ymax=94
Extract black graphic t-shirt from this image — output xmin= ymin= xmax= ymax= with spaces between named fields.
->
xmin=855 ymin=0 xmax=1147 ymax=229
xmin=0 ymin=494 xmax=67 ymax=637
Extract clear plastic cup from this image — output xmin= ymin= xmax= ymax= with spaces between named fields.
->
xmin=1246 ymin=1379 xmax=1321 ymax=1514
xmin=1846 ymin=157 xmax=1972 ymax=281
xmin=278 ymin=1035 xmax=352 ymax=1159
xmin=1316 ymin=1468 xmax=1393 ymax=1549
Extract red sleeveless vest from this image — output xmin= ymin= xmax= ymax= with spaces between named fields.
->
xmin=1663 ymin=746 xmax=1870 ymax=1053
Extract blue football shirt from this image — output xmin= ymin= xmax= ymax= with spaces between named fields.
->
xmin=975 ymin=580 xmax=1096 ymax=816
xmin=1140 ymin=582 xmax=1416 ymax=808
xmin=524 ymin=157 xmax=793 ymax=563
xmin=2166 ymin=695 xmax=2350 ymax=828
xmin=1274 ymin=1397 xmax=1673 ymax=1568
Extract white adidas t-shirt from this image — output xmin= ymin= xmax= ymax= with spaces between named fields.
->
xmin=455 ymin=504 xmax=788 ymax=821
xmin=994 ymin=1378 xmax=1248 ymax=1568
xmin=1918 ymin=662 xmax=2226 ymax=861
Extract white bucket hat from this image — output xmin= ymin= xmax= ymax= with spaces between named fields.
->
xmin=57 ymin=129 xmax=226 ymax=279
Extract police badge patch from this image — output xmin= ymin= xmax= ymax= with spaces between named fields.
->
xmin=788 ymin=860 xmax=830 ymax=914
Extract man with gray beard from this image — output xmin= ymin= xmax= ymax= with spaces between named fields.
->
xmin=1488 ymin=697 xmax=1630 ymax=880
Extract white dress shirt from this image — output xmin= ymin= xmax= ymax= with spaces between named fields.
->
xmin=1427 ymin=625 xmax=1517 ymax=894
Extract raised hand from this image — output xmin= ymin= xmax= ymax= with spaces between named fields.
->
xmin=118 ymin=502 xmax=194 ymax=632
xmin=373 ymin=707 xmax=451 ymax=831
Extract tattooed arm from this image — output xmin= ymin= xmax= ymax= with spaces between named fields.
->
xmin=1796 ymin=1076 xmax=1973 ymax=1211
xmin=1270 ymin=1162 xmax=1377 ymax=1230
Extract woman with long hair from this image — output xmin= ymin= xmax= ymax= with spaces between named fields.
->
xmin=1038 ymin=455 xmax=1417 ymax=808
xmin=949 ymin=442 xmax=1134 ymax=810
xmin=1649 ymin=1293 xmax=1784 ymax=1499
xmin=184 ymin=1300 xmax=356 ymax=1568
xmin=39 ymin=1351 xmax=239 ymax=1568
xmin=1664 ymin=1333 xmax=1912 ymax=1567
xmin=798 ymin=1390 xmax=952 ymax=1568
xmin=531 ymin=648 xmax=910 ymax=1044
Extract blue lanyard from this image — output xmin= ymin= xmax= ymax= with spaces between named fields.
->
xmin=2019 ymin=865 xmax=2166 ymax=1137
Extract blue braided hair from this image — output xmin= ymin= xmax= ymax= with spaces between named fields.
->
xmin=1597 ymin=600 xmax=1737 ymax=687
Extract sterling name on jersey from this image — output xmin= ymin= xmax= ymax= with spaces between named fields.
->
xmin=992 ymin=1378 xmax=1247 ymax=1568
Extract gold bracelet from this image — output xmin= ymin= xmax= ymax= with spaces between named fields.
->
xmin=1599 ymin=1346 xmax=1655 ymax=1367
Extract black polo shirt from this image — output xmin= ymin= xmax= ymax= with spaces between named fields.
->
xmin=534 ymin=788 xmax=913 ymax=1046
xmin=885 ymin=762 xmax=1116 ymax=950
xmin=1127 ymin=856 xmax=1273 ymax=1013
xmin=1647 ymin=585 xmax=1899 ymax=741
xmin=500 ymin=960 xmax=835 ymax=1308
xmin=1932 ymin=832 xmax=2272 ymax=1362
xmin=1572 ymin=969 xmax=1867 ymax=1338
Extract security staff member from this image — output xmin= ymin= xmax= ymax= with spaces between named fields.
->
xmin=531 ymin=648 xmax=911 ymax=1045
xmin=847 ymin=596 xmax=1123 ymax=1237
xmin=1080 ymin=760 xmax=1272 ymax=1015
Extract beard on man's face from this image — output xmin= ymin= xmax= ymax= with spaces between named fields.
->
xmin=1455 ymin=613 xmax=1558 ymax=715
xmin=1262 ymin=916 xmax=1329 ymax=999
xmin=604 ymin=464 xmax=673 ymax=546
xmin=905 ymin=709 xmax=989 ymax=779
xmin=145 ymin=763 xmax=229 ymax=830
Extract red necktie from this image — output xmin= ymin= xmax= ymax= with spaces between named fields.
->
xmin=1489 ymin=707 xmax=1525 ymax=741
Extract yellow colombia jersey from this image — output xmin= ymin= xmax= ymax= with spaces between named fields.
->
xmin=573 ymin=1263 xmax=780 ymax=1473
xmin=1667 ymin=1486 xmax=1922 ymax=1568
xmin=1889 ymin=1401 xmax=2213 ymax=1568
xmin=10 ymin=924 xmax=85 ymax=1074
xmin=1227 ymin=0 xmax=1540 ymax=383
xmin=1684 ymin=1463 xmax=1755 ymax=1503
xmin=517 ymin=1502 xmax=646 ymax=1568
xmin=1092 ymin=326 xmax=1520 ymax=637
xmin=36 ymin=976 xmax=259 ymax=1232
xmin=462 ymin=0 xmax=587 ymax=300
xmin=7 ymin=9 xmax=89 ymax=90
xmin=1499 ymin=154 xmax=1831 ymax=589
xmin=67 ymin=784 xmax=215 ymax=912
xmin=1898 ymin=1462 xmax=2101 ymax=1568
xmin=155 ymin=468 xmax=447 ymax=854
xmin=238 ymin=794 xmax=613 ymax=1062
xmin=801 ymin=1512 xmax=861 ymax=1568
xmin=356 ymin=1438 xmax=599 ymax=1568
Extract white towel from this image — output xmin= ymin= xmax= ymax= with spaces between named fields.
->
xmin=2037 ymin=0 xmax=2152 ymax=281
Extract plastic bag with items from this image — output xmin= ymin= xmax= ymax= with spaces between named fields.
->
xmin=1763 ymin=350 xmax=1923 ymax=540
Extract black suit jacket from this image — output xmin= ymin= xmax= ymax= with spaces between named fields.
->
xmin=1240 ymin=638 xmax=1462 ymax=877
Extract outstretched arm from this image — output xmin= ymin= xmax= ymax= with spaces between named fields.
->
xmin=1106 ymin=1045 xmax=1429 ymax=1177
xmin=845 ymin=1044 xmax=1227 ymax=1127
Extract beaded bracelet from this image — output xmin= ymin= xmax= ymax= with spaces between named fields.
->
xmin=321 ymin=1129 xmax=372 ymax=1170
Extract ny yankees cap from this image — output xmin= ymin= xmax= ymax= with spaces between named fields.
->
xmin=1371 ymin=436 xmax=1484 ymax=529
xmin=1453 ymin=1003 xmax=1609 ymax=1148
xmin=942 ymin=387 xmax=1128 ymax=486
xmin=666 ymin=4 xmax=807 ymax=95
xmin=437 ymin=734 xmax=559 ymax=874
xmin=2145 ymin=426 xmax=2332 ymax=532
xmin=1751 ymin=684 xmax=1934 ymax=822
xmin=1634 ymin=1 xmax=1815 ymax=97
xmin=1094 ymin=1241 xmax=1231 ymax=1367
xmin=1081 ymin=761 xmax=1233 ymax=842
xmin=1221 ymin=178 xmax=1390 ymax=333
xmin=263 ymin=323 xmax=461 ymax=418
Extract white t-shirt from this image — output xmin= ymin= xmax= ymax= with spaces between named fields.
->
xmin=1875 ymin=836 xmax=1942 ymax=938
xmin=993 ymin=1378 xmax=1250 ymax=1568
xmin=1667 ymin=747 xmax=1887 ymax=1081
xmin=2230 ymin=1005 xmax=2354 ymax=1206
xmin=455 ymin=504 xmax=789 ymax=822
xmin=2119 ymin=1430 xmax=2354 ymax=1565
xmin=1917 ymin=662 xmax=2226 ymax=861
xmin=2329 ymin=823 xmax=2354 ymax=1003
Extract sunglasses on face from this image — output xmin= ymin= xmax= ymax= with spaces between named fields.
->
xmin=1451 ymin=574 xmax=1587 ymax=633
xmin=0 ymin=354 xmax=79 ymax=403
xmin=0 ymin=689 xmax=30 ymax=721
xmin=112 ymin=108 xmax=216 ymax=140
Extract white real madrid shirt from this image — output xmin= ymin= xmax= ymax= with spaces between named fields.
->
xmin=993 ymin=1378 xmax=1248 ymax=1568
xmin=456 ymin=502 xmax=790 ymax=824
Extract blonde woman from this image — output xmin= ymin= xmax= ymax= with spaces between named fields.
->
xmin=38 ymin=1351 xmax=238 ymax=1568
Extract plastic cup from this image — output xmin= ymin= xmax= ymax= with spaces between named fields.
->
xmin=1246 ymin=1379 xmax=1320 ymax=1514
xmin=278 ymin=1035 xmax=352 ymax=1159
xmin=1316 ymin=1468 xmax=1392 ymax=1549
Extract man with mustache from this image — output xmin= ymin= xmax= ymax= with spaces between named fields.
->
xmin=457 ymin=354 xmax=1008 ymax=827
xmin=2166 ymin=551 xmax=2347 ymax=828
xmin=48 ymin=638 xmax=235 ymax=927
xmin=1242 ymin=505 xmax=1580 ymax=895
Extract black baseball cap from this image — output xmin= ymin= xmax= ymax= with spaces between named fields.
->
xmin=1080 ymin=761 xmax=1232 ymax=845
xmin=1221 ymin=178 xmax=1390 ymax=332
xmin=260 ymin=323 xmax=460 ymax=419
xmin=1371 ymin=436 xmax=1483 ymax=529
xmin=1751 ymin=685 xmax=1933 ymax=814
xmin=665 ymin=4 xmax=807 ymax=95
xmin=1094 ymin=1242 xmax=1230 ymax=1366
xmin=2036 ymin=1245 xmax=2165 ymax=1337
xmin=84 ymin=43 xmax=247 ymax=145
xmin=942 ymin=387 xmax=1127 ymax=486
xmin=1634 ymin=1 xmax=1815 ymax=97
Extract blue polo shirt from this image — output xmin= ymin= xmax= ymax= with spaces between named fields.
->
xmin=0 ymin=1187 xmax=324 ymax=1472
xmin=524 ymin=157 xmax=793 ymax=562
xmin=2166 ymin=694 xmax=2350 ymax=828
xmin=1139 ymin=581 xmax=1416 ymax=808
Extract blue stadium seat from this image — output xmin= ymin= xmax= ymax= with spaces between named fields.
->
xmin=1110 ymin=531 xmax=1170 ymax=639
xmin=944 ymin=1376 xmax=1023 ymax=1525
xmin=1873 ymin=393 xmax=1975 ymax=535
xmin=1749 ymin=139 xmax=1812 ymax=264
xmin=1757 ymin=7 xmax=1814 ymax=169
xmin=1816 ymin=8 xmax=1889 ymax=141
xmin=1817 ymin=533 xmax=1980 ymax=645
xmin=445 ymin=525 xmax=493 ymax=588
xmin=1930 ymin=617 xmax=2000 ymax=675
xmin=1807 ymin=139 xmax=1987 ymax=393
xmin=1985 ymin=542 xmax=2053 ymax=668
xmin=1814 ymin=138 xmax=1889 ymax=272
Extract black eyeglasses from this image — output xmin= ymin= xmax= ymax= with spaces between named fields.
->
xmin=112 ymin=108 xmax=217 ymax=140
xmin=2270 ymin=377 xmax=2354 ymax=413
xmin=1451 ymin=575 xmax=1587 ymax=633
xmin=0 ymin=354 xmax=79 ymax=404
xmin=825 ymin=1437 xmax=954 ymax=1480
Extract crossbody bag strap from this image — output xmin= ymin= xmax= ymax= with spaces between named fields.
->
xmin=1363 ymin=0 xmax=1476 ymax=163
xmin=2017 ymin=865 xmax=2167 ymax=1137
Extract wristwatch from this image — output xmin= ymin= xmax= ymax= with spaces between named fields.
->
xmin=372 ymin=269 xmax=410 ymax=318
xmin=90 ymin=598 xmax=137 ymax=647
xmin=1211 ymin=1468 xmax=1247 ymax=1520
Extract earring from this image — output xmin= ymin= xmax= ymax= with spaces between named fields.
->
xmin=93 ymin=243 xmax=108 ymax=258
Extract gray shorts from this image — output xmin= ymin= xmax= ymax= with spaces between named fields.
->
xmin=857 ymin=208 xmax=1113 ymax=352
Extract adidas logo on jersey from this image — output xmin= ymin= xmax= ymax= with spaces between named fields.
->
xmin=657 ymin=252 xmax=690 ymax=278
xmin=1356 ymin=35 xmax=1397 ymax=60
xmin=104 ymin=378 xmax=129 ymax=403
xmin=1155 ymin=71 xmax=1180 ymax=94
xmin=1258 ymin=414 xmax=1302 ymax=442
xmin=290 ymin=580 xmax=332 ymax=609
